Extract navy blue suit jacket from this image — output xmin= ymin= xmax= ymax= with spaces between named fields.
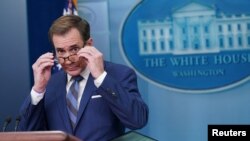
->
xmin=19 ymin=61 xmax=148 ymax=141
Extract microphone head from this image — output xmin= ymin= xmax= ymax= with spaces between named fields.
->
xmin=5 ymin=116 xmax=11 ymax=123
xmin=15 ymin=115 xmax=21 ymax=121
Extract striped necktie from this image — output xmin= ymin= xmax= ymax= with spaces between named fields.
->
xmin=66 ymin=75 xmax=83 ymax=128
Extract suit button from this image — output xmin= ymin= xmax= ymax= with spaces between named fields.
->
xmin=107 ymin=88 xmax=117 ymax=98
xmin=111 ymin=92 xmax=116 ymax=96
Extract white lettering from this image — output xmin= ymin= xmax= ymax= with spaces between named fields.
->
xmin=212 ymin=129 xmax=247 ymax=136
xmin=212 ymin=129 xmax=219 ymax=136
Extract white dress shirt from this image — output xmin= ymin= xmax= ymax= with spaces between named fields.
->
xmin=31 ymin=69 xmax=107 ymax=107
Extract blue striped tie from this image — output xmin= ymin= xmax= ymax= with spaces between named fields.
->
xmin=66 ymin=75 xmax=83 ymax=128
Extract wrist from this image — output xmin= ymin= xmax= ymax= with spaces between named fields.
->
xmin=32 ymin=86 xmax=45 ymax=93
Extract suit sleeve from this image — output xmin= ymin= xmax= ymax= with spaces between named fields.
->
xmin=96 ymin=67 xmax=149 ymax=129
xmin=18 ymin=95 xmax=47 ymax=131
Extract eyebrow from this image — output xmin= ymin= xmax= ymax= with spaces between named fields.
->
xmin=55 ymin=44 xmax=80 ymax=50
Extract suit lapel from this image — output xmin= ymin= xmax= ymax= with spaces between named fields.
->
xmin=75 ymin=75 xmax=97 ymax=127
xmin=55 ymin=72 xmax=73 ymax=133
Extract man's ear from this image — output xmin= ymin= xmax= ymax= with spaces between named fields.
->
xmin=86 ymin=38 xmax=93 ymax=46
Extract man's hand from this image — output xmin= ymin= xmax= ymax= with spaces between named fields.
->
xmin=77 ymin=46 xmax=104 ymax=78
xmin=32 ymin=52 xmax=54 ymax=93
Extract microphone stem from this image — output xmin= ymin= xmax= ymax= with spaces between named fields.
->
xmin=14 ymin=116 xmax=21 ymax=131
xmin=2 ymin=116 xmax=12 ymax=132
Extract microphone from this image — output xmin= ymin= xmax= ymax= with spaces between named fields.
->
xmin=14 ymin=115 xmax=21 ymax=131
xmin=2 ymin=116 xmax=12 ymax=132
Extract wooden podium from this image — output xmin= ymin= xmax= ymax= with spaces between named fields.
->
xmin=0 ymin=131 xmax=81 ymax=141
xmin=111 ymin=131 xmax=157 ymax=141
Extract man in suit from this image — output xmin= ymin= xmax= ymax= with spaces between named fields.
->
xmin=19 ymin=15 xmax=148 ymax=141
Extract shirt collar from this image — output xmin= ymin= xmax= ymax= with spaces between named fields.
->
xmin=67 ymin=68 xmax=90 ymax=83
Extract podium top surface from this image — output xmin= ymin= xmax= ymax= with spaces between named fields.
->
xmin=111 ymin=131 xmax=157 ymax=141
xmin=0 ymin=131 xmax=81 ymax=141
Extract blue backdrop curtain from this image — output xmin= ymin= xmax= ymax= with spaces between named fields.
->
xmin=26 ymin=0 xmax=64 ymax=86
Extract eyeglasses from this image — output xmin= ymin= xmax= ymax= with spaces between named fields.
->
xmin=55 ymin=47 xmax=81 ymax=63
xmin=57 ymin=54 xmax=79 ymax=63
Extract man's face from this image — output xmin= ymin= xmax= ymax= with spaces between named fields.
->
xmin=53 ymin=28 xmax=87 ymax=76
